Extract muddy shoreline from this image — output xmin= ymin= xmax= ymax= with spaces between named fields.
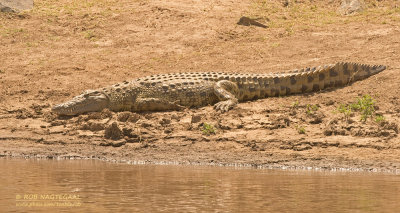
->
xmin=1 ymin=155 xmax=399 ymax=174
xmin=1 ymin=100 xmax=400 ymax=174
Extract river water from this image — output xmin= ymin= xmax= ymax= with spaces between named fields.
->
xmin=1 ymin=158 xmax=399 ymax=212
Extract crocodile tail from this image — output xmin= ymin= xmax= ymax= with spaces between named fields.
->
xmin=284 ymin=62 xmax=386 ymax=94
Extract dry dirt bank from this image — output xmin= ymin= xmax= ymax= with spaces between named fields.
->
xmin=1 ymin=0 xmax=400 ymax=172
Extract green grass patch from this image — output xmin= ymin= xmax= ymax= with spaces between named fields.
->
xmin=0 ymin=27 xmax=26 ymax=38
xmin=296 ymin=125 xmax=306 ymax=134
xmin=337 ymin=94 xmax=381 ymax=122
xmin=337 ymin=103 xmax=353 ymax=120
xmin=271 ymin=42 xmax=281 ymax=48
xmin=32 ymin=0 xmax=120 ymax=17
xmin=375 ymin=114 xmax=385 ymax=123
xmin=349 ymin=94 xmax=375 ymax=121
xmin=83 ymin=30 xmax=97 ymax=40
xmin=306 ymin=104 xmax=318 ymax=115
xmin=291 ymin=100 xmax=299 ymax=108
xmin=202 ymin=123 xmax=216 ymax=136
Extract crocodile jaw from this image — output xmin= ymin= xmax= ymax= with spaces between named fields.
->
xmin=52 ymin=90 xmax=109 ymax=115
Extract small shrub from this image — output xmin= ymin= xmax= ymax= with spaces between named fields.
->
xmin=375 ymin=115 xmax=385 ymax=123
xmin=202 ymin=123 xmax=216 ymax=135
xmin=350 ymin=95 xmax=375 ymax=122
xmin=337 ymin=95 xmax=382 ymax=122
xmin=306 ymin=104 xmax=318 ymax=115
xmin=337 ymin=104 xmax=352 ymax=120
xmin=83 ymin=30 xmax=96 ymax=40
xmin=296 ymin=125 xmax=306 ymax=134
xmin=291 ymin=100 xmax=299 ymax=108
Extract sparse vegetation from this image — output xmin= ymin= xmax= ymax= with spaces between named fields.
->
xmin=350 ymin=94 xmax=376 ymax=122
xmin=291 ymin=100 xmax=299 ymax=108
xmin=0 ymin=0 xmax=398 ymax=174
xmin=83 ymin=30 xmax=97 ymax=40
xmin=306 ymin=104 xmax=318 ymax=115
xmin=375 ymin=115 xmax=385 ymax=123
xmin=296 ymin=125 xmax=306 ymax=134
xmin=271 ymin=42 xmax=281 ymax=48
xmin=202 ymin=123 xmax=216 ymax=135
xmin=248 ymin=0 xmax=400 ymax=37
xmin=337 ymin=104 xmax=353 ymax=120
xmin=0 ymin=27 xmax=25 ymax=38
xmin=337 ymin=95 xmax=381 ymax=122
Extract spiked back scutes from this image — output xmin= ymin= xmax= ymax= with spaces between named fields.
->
xmin=272 ymin=62 xmax=386 ymax=95
xmin=134 ymin=62 xmax=385 ymax=99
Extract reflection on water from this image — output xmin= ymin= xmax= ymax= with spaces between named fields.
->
xmin=1 ymin=158 xmax=399 ymax=212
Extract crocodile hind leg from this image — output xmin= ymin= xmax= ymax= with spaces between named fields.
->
xmin=213 ymin=80 xmax=239 ymax=112
xmin=132 ymin=98 xmax=185 ymax=112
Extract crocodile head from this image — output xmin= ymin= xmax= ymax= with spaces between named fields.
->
xmin=52 ymin=90 xmax=109 ymax=115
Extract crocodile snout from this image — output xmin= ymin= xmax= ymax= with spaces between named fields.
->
xmin=51 ymin=91 xmax=109 ymax=115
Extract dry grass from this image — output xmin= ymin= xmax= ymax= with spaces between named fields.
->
xmin=247 ymin=0 xmax=400 ymax=34
xmin=1 ymin=0 xmax=399 ymax=41
xmin=0 ymin=0 xmax=130 ymax=42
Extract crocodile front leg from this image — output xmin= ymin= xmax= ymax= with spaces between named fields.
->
xmin=132 ymin=98 xmax=185 ymax=112
xmin=213 ymin=80 xmax=239 ymax=112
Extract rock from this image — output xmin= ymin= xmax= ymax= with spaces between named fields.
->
xmin=191 ymin=115 xmax=201 ymax=123
xmin=117 ymin=112 xmax=140 ymax=122
xmin=159 ymin=118 xmax=171 ymax=125
xmin=171 ymin=114 xmax=181 ymax=121
xmin=117 ymin=112 xmax=130 ymax=122
xmin=99 ymin=140 xmax=126 ymax=147
xmin=100 ymin=108 xmax=113 ymax=119
xmin=380 ymin=121 xmax=399 ymax=134
xmin=104 ymin=122 xmax=122 ymax=140
xmin=81 ymin=121 xmax=105 ymax=131
xmin=15 ymin=108 xmax=33 ymax=119
xmin=0 ymin=0 xmax=33 ymax=12
xmin=237 ymin=16 xmax=267 ymax=28
xmin=122 ymin=127 xmax=140 ymax=139
xmin=306 ymin=112 xmax=324 ymax=124
xmin=282 ymin=0 xmax=289 ymax=7
xmin=117 ymin=112 xmax=142 ymax=123
xmin=338 ymin=0 xmax=365 ymax=15
xmin=87 ymin=112 xmax=103 ymax=120
xmin=0 ymin=3 xmax=13 ymax=12
xmin=323 ymin=129 xmax=333 ymax=136
xmin=218 ymin=119 xmax=243 ymax=130
xmin=140 ymin=122 xmax=152 ymax=128
xmin=324 ymin=100 xmax=335 ymax=106
xmin=50 ymin=120 xmax=65 ymax=126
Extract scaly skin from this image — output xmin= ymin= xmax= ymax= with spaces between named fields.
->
xmin=52 ymin=62 xmax=386 ymax=115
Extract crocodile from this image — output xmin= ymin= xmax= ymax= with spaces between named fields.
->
xmin=52 ymin=62 xmax=386 ymax=115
